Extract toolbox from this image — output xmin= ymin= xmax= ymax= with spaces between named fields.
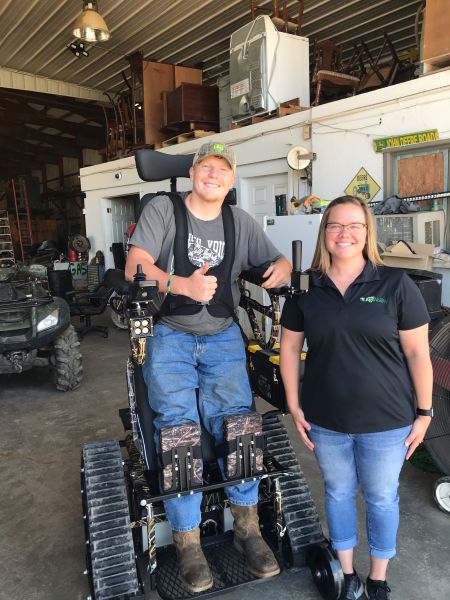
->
xmin=403 ymin=268 xmax=444 ymax=320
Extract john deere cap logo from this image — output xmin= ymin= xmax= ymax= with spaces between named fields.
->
xmin=213 ymin=143 xmax=224 ymax=152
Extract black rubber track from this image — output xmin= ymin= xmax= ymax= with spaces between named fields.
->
xmin=262 ymin=412 xmax=324 ymax=557
xmin=82 ymin=440 xmax=140 ymax=600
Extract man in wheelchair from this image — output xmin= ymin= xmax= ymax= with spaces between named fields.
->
xmin=125 ymin=141 xmax=292 ymax=593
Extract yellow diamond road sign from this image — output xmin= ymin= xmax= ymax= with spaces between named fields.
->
xmin=345 ymin=167 xmax=381 ymax=202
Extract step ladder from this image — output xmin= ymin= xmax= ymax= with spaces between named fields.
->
xmin=10 ymin=178 xmax=34 ymax=261
xmin=0 ymin=209 xmax=16 ymax=267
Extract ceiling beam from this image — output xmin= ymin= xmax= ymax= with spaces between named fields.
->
xmin=0 ymin=131 xmax=95 ymax=159
xmin=0 ymin=87 xmax=109 ymax=124
xmin=0 ymin=99 xmax=104 ymax=138
xmin=0 ymin=67 xmax=107 ymax=102
xmin=0 ymin=121 xmax=104 ymax=150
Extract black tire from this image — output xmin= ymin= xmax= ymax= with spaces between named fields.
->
xmin=110 ymin=307 xmax=129 ymax=330
xmin=308 ymin=543 xmax=344 ymax=600
xmin=82 ymin=440 xmax=140 ymax=600
xmin=110 ymin=294 xmax=129 ymax=330
xmin=52 ymin=324 xmax=83 ymax=391
xmin=433 ymin=475 xmax=450 ymax=514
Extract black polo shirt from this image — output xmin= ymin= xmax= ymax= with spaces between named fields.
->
xmin=281 ymin=262 xmax=430 ymax=433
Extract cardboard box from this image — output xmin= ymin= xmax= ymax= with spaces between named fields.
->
xmin=381 ymin=241 xmax=435 ymax=270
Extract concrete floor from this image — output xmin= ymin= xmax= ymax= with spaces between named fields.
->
xmin=0 ymin=312 xmax=449 ymax=600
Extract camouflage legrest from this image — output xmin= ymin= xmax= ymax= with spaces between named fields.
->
xmin=159 ymin=423 xmax=203 ymax=492
xmin=224 ymin=412 xmax=264 ymax=478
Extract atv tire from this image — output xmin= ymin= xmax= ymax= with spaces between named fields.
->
xmin=52 ymin=324 xmax=83 ymax=391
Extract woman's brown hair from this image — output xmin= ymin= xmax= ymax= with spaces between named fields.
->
xmin=310 ymin=195 xmax=383 ymax=273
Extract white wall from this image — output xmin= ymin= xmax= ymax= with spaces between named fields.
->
xmin=311 ymin=80 xmax=450 ymax=201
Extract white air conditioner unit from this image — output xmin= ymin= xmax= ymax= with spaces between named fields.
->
xmin=229 ymin=15 xmax=309 ymax=118
xmin=375 ymin=211 xmax=445 ymax=247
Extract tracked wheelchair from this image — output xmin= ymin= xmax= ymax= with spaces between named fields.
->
xmin=80 ymin=149 xmax=343 ymax=600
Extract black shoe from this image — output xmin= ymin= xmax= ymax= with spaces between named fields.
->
xmin=365 ymin=578 xmax=391 ymax=600
xmin=342 ymin=572 xmax=364 ymax=600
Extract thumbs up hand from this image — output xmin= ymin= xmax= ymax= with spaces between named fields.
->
xmin=185 ymin=262 xmax=218 ymax=302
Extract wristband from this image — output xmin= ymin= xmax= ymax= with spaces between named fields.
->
xmin=416 ymin=407 xmax=433 ymax=417
xmin=167 ymin=274 xmax=176 ymax=295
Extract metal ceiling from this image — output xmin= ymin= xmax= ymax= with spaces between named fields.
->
xmin=0 ymin=0 xmax=426 ymax=178
xmin=0 ymin=0 xmax=425 ymax=95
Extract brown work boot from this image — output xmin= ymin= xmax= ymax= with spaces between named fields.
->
xmin=230 ymin=503 xmax=280 ymax=578
xmin=172 ymin=528 xmax=213 ymax=593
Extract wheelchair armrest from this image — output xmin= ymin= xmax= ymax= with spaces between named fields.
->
xmin=239 ymin=268 xmax=289 ymax=296
xmin=240 ymin=267 xmax=266 ymax=287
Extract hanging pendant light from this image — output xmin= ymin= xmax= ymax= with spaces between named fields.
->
xmin=73 ymin=1 xmax=111 ymax=42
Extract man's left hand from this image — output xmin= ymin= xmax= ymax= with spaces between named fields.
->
xmin=261 ymin=258 xmax=292 ymax=289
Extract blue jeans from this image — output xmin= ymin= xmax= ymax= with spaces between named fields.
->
xmin=308 ymin=423 xmax=411 ymax=559
xmin=143 ymin=321 xmax=259 ymax=531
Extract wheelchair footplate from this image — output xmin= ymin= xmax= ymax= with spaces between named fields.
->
xmin=153 ymin=530 xmax=271 ymax=600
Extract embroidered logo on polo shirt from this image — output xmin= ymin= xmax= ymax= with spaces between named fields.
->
xmin=360 ymin=296 xmax=387 ymax=304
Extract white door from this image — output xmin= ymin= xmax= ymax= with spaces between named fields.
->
xmin=246 ymin=173 xmax=288 ymax=226
xmin=238 ymin=173 xmax=288 ymax=342
xmin=110 ymin=196 xmax=136 ymax=244
xmin=105 ymin=196 xmax=136 ymax=268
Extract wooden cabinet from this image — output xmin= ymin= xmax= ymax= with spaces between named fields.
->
xmin=174 ymin=66 xmax=202 ymax=88
xmin=142 ymin=62 xmax=203 ymax=145
xmin=163 ymin=83 xmax=219 ymax=129
xmin=422 ymin=0 xmax=450 ymax=74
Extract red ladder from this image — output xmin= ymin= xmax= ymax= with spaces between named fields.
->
xmin=10 ymin=178 xmax=34 ymax=261
xmin=0 ymin=209 xmax=16 ymax=267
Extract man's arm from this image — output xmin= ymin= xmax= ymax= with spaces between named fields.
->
xmin=240 ymin=210 xmax=292 ymax=288
xmin=126 ymin=246 xmax=218 ymax=302
xmin=125 ymin=246 xmax=157 ymax=282
xmin=261 ymin=257 xmax=292 ymax=288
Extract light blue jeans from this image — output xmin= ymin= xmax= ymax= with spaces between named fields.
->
xmin=143 ymin=321 xmax=259 ymax=531
xmin=308 ymin=423 xmax=412 ymax=559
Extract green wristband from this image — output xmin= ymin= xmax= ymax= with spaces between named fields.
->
xmin=167 ymin=274 xmax=176 ymax=295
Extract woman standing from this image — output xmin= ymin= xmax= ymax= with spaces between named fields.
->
xmin=280 ymin=196 xmax=433 ymax=600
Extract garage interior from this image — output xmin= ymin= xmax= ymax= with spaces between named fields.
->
xmin=1 ymin=1 xmax=450 ymax=599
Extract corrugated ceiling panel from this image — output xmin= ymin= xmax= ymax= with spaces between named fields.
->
xmin=0 ymin=0 xmax=427 ymax=94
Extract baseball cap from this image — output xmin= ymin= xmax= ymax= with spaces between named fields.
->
xmin=192 ymin=141 xmax=236 ymax=172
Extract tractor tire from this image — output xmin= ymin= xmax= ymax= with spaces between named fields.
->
xmin=52 ymin=324 xmax=83 ymax=391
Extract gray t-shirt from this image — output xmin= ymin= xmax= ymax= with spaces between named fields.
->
xmin=131 ymin=193 xmax=283 ymax=335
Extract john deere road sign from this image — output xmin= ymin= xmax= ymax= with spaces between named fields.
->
xmin=373 ymin=129 xmax=439 ymax=152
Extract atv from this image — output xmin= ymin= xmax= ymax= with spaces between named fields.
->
xmin=0 ymin=263 xmax=83 ymax=391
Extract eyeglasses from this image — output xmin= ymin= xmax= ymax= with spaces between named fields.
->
xmin=325 ymin=222 xmax=367 ymax=234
